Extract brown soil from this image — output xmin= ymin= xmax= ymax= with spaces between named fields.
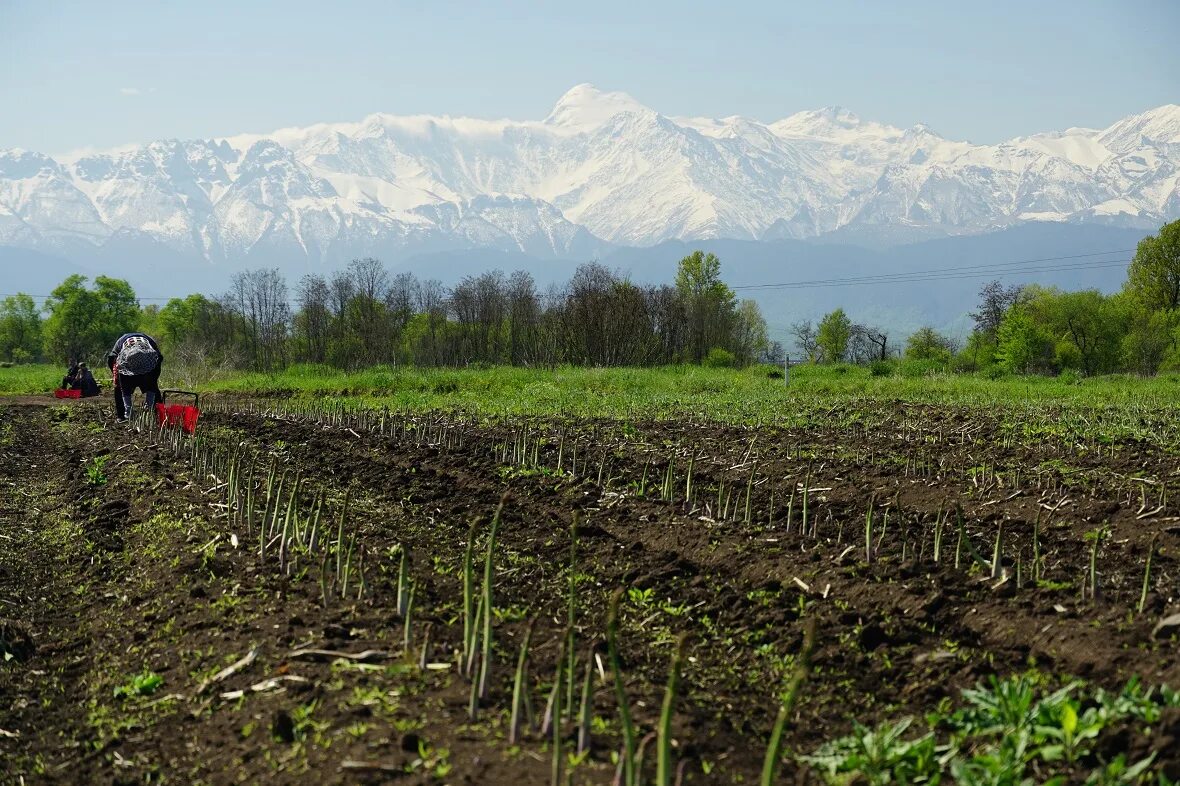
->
xmin=1 ymin=398 xmax=1178 ymax=785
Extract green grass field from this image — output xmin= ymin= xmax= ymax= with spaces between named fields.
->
xmin=213 ymin=362 xmax=1180 ymax=417
xmin=6 ymin=361 xmax=1180 ymax=424
xmin=0 ymin=364 xmax=66 ymax=395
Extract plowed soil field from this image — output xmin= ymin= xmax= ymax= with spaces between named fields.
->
xmin=2 ymin=395 xmax=1179 ymax=785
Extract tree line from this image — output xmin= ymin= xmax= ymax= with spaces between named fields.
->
xmin=787 ymin=220 xmax=1180 ymax=377
xmin=3 ymin=220 xmax=1177 ymax=377
xmin=0 ymin=252 xmax=774 ymax=372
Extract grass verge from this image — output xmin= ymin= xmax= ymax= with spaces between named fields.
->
xmin=204 ymin=363 xmax=1180 ymax=417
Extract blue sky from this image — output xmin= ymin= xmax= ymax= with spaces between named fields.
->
xmin=2 ymin=0 xmax=1177 ymax=154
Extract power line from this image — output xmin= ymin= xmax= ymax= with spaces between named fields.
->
xmin=0 ymin=248 xmax=1136 ymax=303
xmin=731 ymin=259 xmax=1131 ymax=291
xmin=0 ymin=292 xmax=303 ymax=305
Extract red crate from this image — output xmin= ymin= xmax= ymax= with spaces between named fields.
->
xmin=182 ymin=405 xmax=200 ymax=434
xmin=154 ymin=403 xmax=192 ymax=429
xmin=152 ymin=391 xmax=201 ymax=434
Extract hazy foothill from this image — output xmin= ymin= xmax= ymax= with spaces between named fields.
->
xmin=4 ymin=220 xmax=1180 ymax=383
xmin=3 ymin=4 xmax=1180 ymax=784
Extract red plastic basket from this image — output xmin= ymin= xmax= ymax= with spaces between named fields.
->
xmin=182 ymin=405 xmax=200 ymax=434
xmin=54 ymin=389 xmax=82 ymax=399
xmin=154 ymin=391 xmax=200 ymax=434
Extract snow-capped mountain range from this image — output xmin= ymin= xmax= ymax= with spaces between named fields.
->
xmin=1 ymin=84 xmax=1177 ymax=264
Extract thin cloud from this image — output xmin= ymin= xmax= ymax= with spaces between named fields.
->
xmin=120 ymin=87 xmax=141 ymax=96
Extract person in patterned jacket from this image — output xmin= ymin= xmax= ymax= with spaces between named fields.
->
xmin=105 ymin=332 xmax=164 ymax=423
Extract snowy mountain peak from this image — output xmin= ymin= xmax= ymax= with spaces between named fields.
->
xmin=1 ymin=89 xmax=1177 ymax=266
xmin=769 ymin=106 xmax=908 ymax=144
xmin=907 ymin=122 xmax=939 ymax=137
xmin=0 ymin=149 xmax=63 ymax=179
xmin=781 ymin=105 xmax=862 ymax=127
xmin=1099 ymin=104 xmax=1180 ymax=154
xmin=814 ymin=106 xmax=860 ymax=124
xmin=544 ymin=83 xmax=653 ymax=131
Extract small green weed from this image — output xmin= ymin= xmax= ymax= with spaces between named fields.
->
xmin=803 ymin=675 xmax=1172 ymax=784
xmin=85 ymin=455 xmax=110 ymax=486
xmin=113 ymin=669 xmax=163 ymax=699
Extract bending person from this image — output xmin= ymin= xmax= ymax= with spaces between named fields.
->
xmin=106 ymin=332 xmax=164 ymax=422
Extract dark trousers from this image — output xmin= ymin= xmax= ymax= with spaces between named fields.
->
xmin=114 ymin=366 xmax=163 ymax=419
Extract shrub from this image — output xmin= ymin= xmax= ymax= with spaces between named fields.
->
xmin=898 ymin=359 xmax=943 ymax=378
xmin=955 ymin=332 xmax=998 ymax=373
xmin=703 ymin=348 xmax=736 ymax=368
xmin=905 ymin=327 xmax=955 ymax=364
xmin=950 ymin=353 xmax=977 ymax=373
xmin=869 ymin=360 xmax=894 ymax=377
xmin=982 ymin=365 xmax=1007 ymax=380
xmin=756 ymin=363 xmax=784 ymax=378
xmin=1054 ymin=341 xmax=1083 ymax=372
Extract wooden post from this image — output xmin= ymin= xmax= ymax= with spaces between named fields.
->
xmin=784 ymin=354 xmax=790 ymax=386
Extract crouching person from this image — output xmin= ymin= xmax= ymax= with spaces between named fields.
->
xmin=106 ymin=333 xmax=164 ymax=423
xmin=74 ymin=362 xmax=101 ymax=397
xmin=62 ymin=360 xmax=80 ymax=390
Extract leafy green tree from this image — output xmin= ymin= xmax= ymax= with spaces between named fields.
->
xmin=42 ymin=276 xmax=100 ymax=362
xmin=1122 ymin=321 xmax=1168 ymax=375
xmin=158 ymin=297 xmax=192 ymax=347
xmin=1017 ymin=287 xmax=1129 ymax=375
xmin=816 ymin=308 xmax=852 ymax=363
xmin=954 ymin=331 xmax=997 ymax=372
xmin=1164 ymin=343 xmax=1180 ymax=372
xmin=159 ymin=294 xmax=215 ymax=348
xmin=42 ymin=275 xmax=140 ymax=362
xmin=995 ymin=305 xmax=1054 ymax=374
xmin=138 ymin=304 xmax=162 ymax=341
xmin=675 ymin=251 xmax=736 ymax=363
xmin=905 ymin=327 xmax=955 ymax=364
xmin=1051 ymin=290 xmax=1128 ymax=375
xmin=731 ymin=299 xmax=769 ymax=366
xmin=970 ymin=280 xmax=1023 ymax=341
xmin=1122 ymin=309 xmax=1178 ymax=375
xmin=0 ymin=293 xmax=43 ymax=363
xmin=94 ymin=276 xmax=139 ymax=337
xmin=1125 ymin=220 xmax=1180 ymax=312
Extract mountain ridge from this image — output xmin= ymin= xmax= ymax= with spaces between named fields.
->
xmin=1 ymin=86 xmax=1177 ymax=267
